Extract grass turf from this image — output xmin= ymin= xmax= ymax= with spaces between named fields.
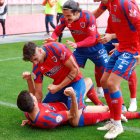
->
xmin=0 ymin=38 xmax=140 ymax=140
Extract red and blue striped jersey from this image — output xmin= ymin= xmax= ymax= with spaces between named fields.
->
xmin=25 ymin=102 xmax=68 ymax=129
xmin=99 ymin=0 xmax=140 ymax=54
xmin=52 ymin=10 xmax=100 ymax=48
xmin=32 ymin=42 xmax=82 ymax=84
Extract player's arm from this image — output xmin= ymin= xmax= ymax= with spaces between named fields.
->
xmin=64 ymin=87 xmax=82 ymax=127
xmin=22 ymin=72 xmax=35 ymax=95
xmin=48 ymin=55 xmax=79 ymax=93
xmin=34 ymin=83 xmax=43 ymax=103
xmin=76 ymin=13 xmax=98 ymax=48
xmin=92 ymin=7 xmax=105 ymax=18
xmin=124 ymin=1 xmax=140 ymax=43
xmin=45 ymin=17 xmax=66 ymax=43
xmin=42 ymin=0 xmax=47 ymax=6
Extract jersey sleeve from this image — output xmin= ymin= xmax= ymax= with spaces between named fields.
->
xmin=76 ymin=12 xmax=98 ymax=47
xmin=32 ymin=64 xmax=43 ymax=83
xmin=51 ymin=16 xmax=66 ymax=40
xmin=43 ymin=111 xmax=68 ymax=128
xmin=123 ymin=1 xmax=140 ymax=35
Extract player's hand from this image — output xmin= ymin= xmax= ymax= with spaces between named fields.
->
xmin=98 ymin=33 xmax=113 ymax=44
xmin=109 ymin=43 xmax=119 ymax=55
xmin=64 ymin=87 xmax=76 ymax=97
xmin=66 ymin=40 xmax=77 ymax=48
xmin=21 ymin=120 xmax=29 ymax=126
xmin=44 ymin=37 xmax=56 ymax=44
xmin=48 ymin=84 xmax=60 ymax=94
xmin=134 ymin=55 xmax=140 ymax=66
xmin=22 ymin=72 xmax=31 ymax=80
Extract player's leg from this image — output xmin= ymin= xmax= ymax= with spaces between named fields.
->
xmin=128 ymin=70 xmax=137 ymax=112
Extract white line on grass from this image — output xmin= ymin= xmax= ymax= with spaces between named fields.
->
xmin=0 ymin=57 xmax=22 ymax=62
xmin=0 ymin=101 xmax=17 ymax=108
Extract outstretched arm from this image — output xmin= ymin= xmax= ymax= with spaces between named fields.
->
xmin=64 ymin=87 xmax=82 ymax=127
xmin=22 ymin=72 xmax=35 ymax=95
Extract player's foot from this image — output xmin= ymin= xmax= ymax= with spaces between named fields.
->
xmin=85 ymin=98 xmax=92 ymax=103
xmin=96 ymin=87 xmax=104 ymax=98
xmin=104 ymin=124 xmax=124 ymax=139
xmin=121 ymin=114 xmax=128 ymax=122
xmin=44 ymin=33 xmax=50 ymax=36
xmin=122 ymin=104 xmax=127 ymax=113
xmin=97 ymin=121 xmax=114 ymax=131
xmin=128 ymin=102 xmax=137 ymax=112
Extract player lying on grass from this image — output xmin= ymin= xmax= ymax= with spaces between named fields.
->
xmin=17 ymin=72 xmax=140 ymax=129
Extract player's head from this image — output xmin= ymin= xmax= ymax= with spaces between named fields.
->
xmin=62 ymin=0 xmax=81 ymax=23
xmin=93 ymin=0 xmax=109 ymax=4
xmin=0 ymin=0 xmax=4 ymax=6
xmin=23 ymin=42 xmax=44 ymax=65
xmin=17 ymin=90 xmax=37 ymax=113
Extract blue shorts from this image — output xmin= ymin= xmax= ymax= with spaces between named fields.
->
xmin=43 ymin=78 xmax=86 ymax=110
xmin=73 ymin=43 xmax=108 ymax=68
xmin=105 ymin=50 xmax=138 ymax=80
xmin=104 ymin=39 xmax=118 ymax=54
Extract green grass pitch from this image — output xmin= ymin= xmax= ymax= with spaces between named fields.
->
xmin=0 ymin=38 xmax=140 ymax=140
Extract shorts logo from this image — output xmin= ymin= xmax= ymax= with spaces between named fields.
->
xmin=122 ymin=53 xmax=130 ymax=59
xmin=56 ymin=115 xmax=63 ymax=123
xmin=80 ymin=22 xmax=85 ymax=28
xmin=98 ymin=49 xmax=104 ymax=54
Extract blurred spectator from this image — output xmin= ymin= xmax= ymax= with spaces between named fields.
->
xmin=56 ymin=0 xmax=67 ymax=42
xmin=0 ymin=0 xmax=7 ymax=37
xmin=42 ymin=0 xmax=57 ymax=36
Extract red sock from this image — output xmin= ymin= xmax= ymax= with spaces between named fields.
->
xmin=124 ymin=112 xmax=140 ymax=119
xmin=110 ymin=91 xmax=122 ymax=120
xmin=104 ymin=89 xmax=114 ymax=119
xmin=95 ymin=66 xmax=104 ymax=87
xmin=87 ymin=85 xmax=104 ymax=105
xmin=128 ymin=70 xmax=137 ymax=98
xmin=83 ymin=112 xmax=110 ymax=126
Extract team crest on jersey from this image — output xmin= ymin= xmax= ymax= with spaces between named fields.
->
xmin=80 ymin=22 xmax=85 ymax=28
xmin=51 ymin=56 xmax=57 ymax=62
xmin=122 ymin=53 xmax=130 ymax=59
xmin=113 ymin=5 xmax=117 ymax=12
xmin=129 ymin=9 xmax=137 ymax=17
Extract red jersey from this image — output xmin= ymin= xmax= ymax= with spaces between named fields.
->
xmin=32 ymin=42 xmax=82 ymax=84
xmin=99 ymin=0 xmax=140 ymax=53
xmin=25 ymin=102 xmax=68 ymax=129
xmin=51 ymin=10 xmax=100 ymax=48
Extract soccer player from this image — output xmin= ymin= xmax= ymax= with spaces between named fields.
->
xmin=17 ymin=71 xmax=109 ymax=128
xmin=93 ymin=0 xmax=140 ymax=139
xmin=92 ymin=1 xmax=138 ymax=112
xmin=17 ymin=72 xmax=140 ymax=129
xmin=22 ymin=41 xmax=103 ymax=110
xmin=45 ymin=0 xmax=109 ymax=97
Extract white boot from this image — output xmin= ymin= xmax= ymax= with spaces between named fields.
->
xmin=104 ymin=121 xmax=124 ymax=139
xmin=96 ymin=87 xmax=104 ymax=98
xmin=128 ymin=98 xmax=137 ymax=112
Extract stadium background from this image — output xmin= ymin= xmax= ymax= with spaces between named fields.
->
xmin=1 ymin=0 xmax=139 ymax=36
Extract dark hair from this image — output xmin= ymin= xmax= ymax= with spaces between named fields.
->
xmin=23 ymin=42 xmax=37 ymax=61
xmin=17 ymin=90 xmax=34 ymax=113
xmin=63 ymin=0 xmax=81 ymax=13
